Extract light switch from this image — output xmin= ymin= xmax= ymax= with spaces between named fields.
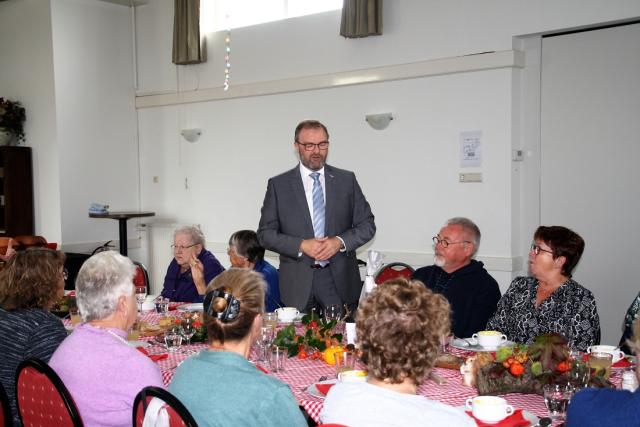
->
xmin=459 ymin=173 xmax=482 ymax=183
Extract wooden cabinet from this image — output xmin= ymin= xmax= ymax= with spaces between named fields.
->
xmin=0 ymin=146 xmax=34 ymax=236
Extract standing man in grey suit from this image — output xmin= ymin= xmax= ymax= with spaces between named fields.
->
xmin=258 ymin=120 xmax=376 ymax=316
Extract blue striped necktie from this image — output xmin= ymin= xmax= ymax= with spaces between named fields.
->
xmin=310 ymin=172 xmax=328 ymax=266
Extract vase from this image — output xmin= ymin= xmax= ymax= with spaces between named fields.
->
xmin=0 ymin=128 xmax=14 ymax=146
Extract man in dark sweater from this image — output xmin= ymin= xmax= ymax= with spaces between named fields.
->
xmin=412 ymin=217 xmax=500 ymax=338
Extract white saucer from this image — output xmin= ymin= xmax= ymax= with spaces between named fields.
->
xmin=177 ymin=303 xmax=204 ymax=312
xmin=306 ymin=379 xmax=338 ymax=399
xmin=450 ymin=337 xmax=515 ymax=352
xmin=456 ymin=406 xmax=538 ymax=425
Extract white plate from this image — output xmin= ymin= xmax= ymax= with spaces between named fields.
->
xmin=177 ymin=303 xmax=204 ymax=312
xmin=450 ymin=337 xmax=515 ymax=352
xmin=128 ymin=340 xmax=150 ymax=348
xmin=306 ymin=379 xmax=338 ymax=399
xmin=457 ymin=406 xmax=538 ymax=425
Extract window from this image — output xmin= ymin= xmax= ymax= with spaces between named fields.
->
xmin=201 ymin=0 xmax=342 ymax=33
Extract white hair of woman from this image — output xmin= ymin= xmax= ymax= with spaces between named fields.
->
xmin=76 ymin=251 xmax=136 ymax=322
xmin=174 ymin=225 xmax=206 ymax=247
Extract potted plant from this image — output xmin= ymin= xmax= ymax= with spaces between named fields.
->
xmin=0 ymin=97 xmax=26 ymax=145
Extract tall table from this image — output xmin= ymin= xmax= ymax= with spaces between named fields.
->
xmin=88 ymin=211 xmax=155 ymax=256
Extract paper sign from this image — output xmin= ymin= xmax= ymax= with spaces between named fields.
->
xmin=460 ymin=131 xmax=482 ymax=167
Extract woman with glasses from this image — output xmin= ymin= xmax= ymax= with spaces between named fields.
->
xmin=161 ymin=225 xmax=224 ymax=302
xmin=169 ymin=269 xmax=307 ymax=427
xmin=0 ymin=248 xmax=68 ymax=426
xmin=486 ymin=226 xmax=599 ymax=351
xmin=228 ymin=230 xmax=282 ymax=311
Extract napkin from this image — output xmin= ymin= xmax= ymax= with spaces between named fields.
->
xmin=88 ymin=203 xmax=109 ymax=214
xmin=465 ymin=409 xmax=529 ymax=427
xmin=315 ymin=383 xmax=336 ymax=396
xmin=136 ymin=347 xmax=169 ymax=362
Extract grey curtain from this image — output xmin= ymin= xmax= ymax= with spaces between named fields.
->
xmin=340 ymin=0 xmax=383 ymax=38
xmin=172 ymin=0 xmax=205 ymax=65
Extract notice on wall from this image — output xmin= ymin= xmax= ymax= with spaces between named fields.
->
xmin=460 ymin=131 xmax=482 ymax=168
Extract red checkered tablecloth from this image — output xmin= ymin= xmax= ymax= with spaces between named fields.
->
xmin=67 ymin=311 xmax=623 ymax=425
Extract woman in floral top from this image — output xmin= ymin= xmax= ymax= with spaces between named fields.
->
xmin=486 ymin=226 xmax=600 ymax=351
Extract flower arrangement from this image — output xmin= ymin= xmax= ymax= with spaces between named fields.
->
xmin=273 ymin=312 xmax=346 ymax=360
xmin=0 ymin=98 xmax=26 ymax=142
xmin=473 ymin=333 xmax=612 ymax=395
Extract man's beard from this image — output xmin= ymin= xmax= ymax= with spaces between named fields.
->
xmin=434 ymin=254 xmax=445 ymax=268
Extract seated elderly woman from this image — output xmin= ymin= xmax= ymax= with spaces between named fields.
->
xmin=320 ymin=278 xmax=475 ymax=427
xmin=161 ymin=225 xmax=224 ymax=302
xmin=486 ymin=226 xmax=599 ymax=351
xmin=228 ymin=230 xmax=281 ymax=311
xmin=169 ymin=269 xmax=307 ymax=427
xmin=0 ymin=248 xmax=67 ymax=426
xmin=50 ymin=251 xmax=163 ymax=427
xmin=567 ymin=318 xmax=640 ymax=426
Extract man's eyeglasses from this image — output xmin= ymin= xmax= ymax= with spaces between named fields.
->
xmin=296 ymin=141 xmax=329 ymax=151
xmin=530 ymin=243 xmax=554 ymax=256
xmin=432 ymin=236 xmax=470 ymax=248
xmin=171 ymin=243 xmax=198 ymax=252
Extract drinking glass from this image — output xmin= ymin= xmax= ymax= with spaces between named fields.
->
xmin=181 ymin=317 xmax=196 ymax=353
xmin=135 ymin=287 xmax=147 ymax=313
xmin=568 ymin=358 xmax=590 ymax=389
xmin=588 ymin=351 xmax=613 ymax=379
xmin=257 ymin=326 xmax=275 ymax=363
xmin=154 ymin=296 xmax=169 ymax=316
xmin=324 ymin=304 xmax=342 ymax=323
xmin=269 ymin=346 xmax=287 ymax=373
xmin=165 ymin=329 xmax=183 ymax=352
xmin=69 ymin=306 xmax=82 ymax=326
xmin=543 ymin=384 xmax=574 ymax=420
xmin=335 ymin=350 xmax=355 ymax=376
xmin=263 ymin=312 xmax=278 ymax=329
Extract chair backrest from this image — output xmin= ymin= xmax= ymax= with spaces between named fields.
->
xmin=15 ymin=358 xmax=83 ymax=427
xmin=0 ymin=381 xmax=11 ymax=427
xmin=374 ymin=262 xmax=415 ymax=285
xmin=133 ymin=261 xmax=151 ymax=294
xmin=133 ymin=386 xmax=198 ymax=427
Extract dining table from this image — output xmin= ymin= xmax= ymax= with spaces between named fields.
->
xmin=97 ymin=309 xmax=624 ymax=426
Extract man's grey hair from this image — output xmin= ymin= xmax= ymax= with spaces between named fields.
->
xmin=76 ymin=251 xmax=136 ymax=322
xmin=174 ymin=225 xmax=206 ymax=247
xmin=446 ymin=217 xmax=481 ymax=255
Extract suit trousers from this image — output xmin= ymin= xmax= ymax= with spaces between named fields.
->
xmin=303 ymin=267 xmax=342 ymax=314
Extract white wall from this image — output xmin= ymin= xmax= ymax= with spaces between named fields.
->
xmin=51 ymin=0 xmax=140 ymax=247
xmin=0 ymin=0 xmax=62 ymax=242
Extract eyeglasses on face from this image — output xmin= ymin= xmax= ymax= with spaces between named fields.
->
xmin=530 ymin=243 xmax=554 ymax=256
xmin=432 ymin=236 xmax=470 ymax=248
xmin=171 ymin=243 xmax=198 ymax=252
xmin=296 ymin=141 xmax=329 ymax=151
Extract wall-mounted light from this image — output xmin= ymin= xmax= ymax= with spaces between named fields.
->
xmin=180 ymin=129 xmax=202 ymax=143
xmin=365 ymin=113 xmax=393 ymax=130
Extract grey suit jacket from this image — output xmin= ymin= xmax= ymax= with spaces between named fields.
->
xmin=257 ymin=164 xmax=376 ymax=309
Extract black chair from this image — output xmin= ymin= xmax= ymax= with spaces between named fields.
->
xmin=133 ymin=386 xmax=198 ymax=427
xmin=15 ymin=358 xmax=83 ymax=427
xmin=0 ymin=381 xmax=11 ymax=427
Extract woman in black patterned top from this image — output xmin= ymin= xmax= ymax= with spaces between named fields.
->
xmin=486 ymin=226 xmax=600 ymax=351
xmin=0 ymin=248 xmax=68 ymax=426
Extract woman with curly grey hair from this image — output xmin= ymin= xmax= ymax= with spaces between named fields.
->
xmin=320 ymin=278 xmax=475 ymax=427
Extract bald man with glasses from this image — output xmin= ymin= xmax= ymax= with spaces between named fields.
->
xmin=412 ymin=217 xmax=500 ymax=338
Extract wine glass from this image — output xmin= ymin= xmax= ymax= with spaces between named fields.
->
xmin=181 ymin=317 xmax=196 ymax=347
xmin=257 ymin=326 xmax=274 ymax=363
xmin=135 ymin=287 xmax=147 ymax=313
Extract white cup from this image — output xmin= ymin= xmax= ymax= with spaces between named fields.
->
xmin=275 ymin=307 xmax=299 ymax=323
xmin=472 ymin=330 xmax=508 ymax=349
xmin=586 ymin=345 xmax=625 ymax=363
xmin=338 ymin=369 xmax=368 ymax=383
xmin=466 ymin=396 xmax=514 ymax=423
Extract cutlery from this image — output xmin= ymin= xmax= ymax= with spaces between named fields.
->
xmin=535 ymin=417 xmax=552 ymax=427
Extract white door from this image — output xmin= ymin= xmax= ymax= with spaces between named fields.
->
xmin=540 ymin=23 xmax=640 ymax=345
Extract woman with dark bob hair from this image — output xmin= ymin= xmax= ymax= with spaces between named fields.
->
xmin=227 ymin=230 xmax=281 ymax=311
xmin=321 ymin=278 xmax=475 ymax=427
xmin=0 ymin=248 xmax=68 ymax=426
xmin=487 ymin=226 xmax=600 ymax=351
xmin=169 ymin=269 xmax=306 ymax=427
